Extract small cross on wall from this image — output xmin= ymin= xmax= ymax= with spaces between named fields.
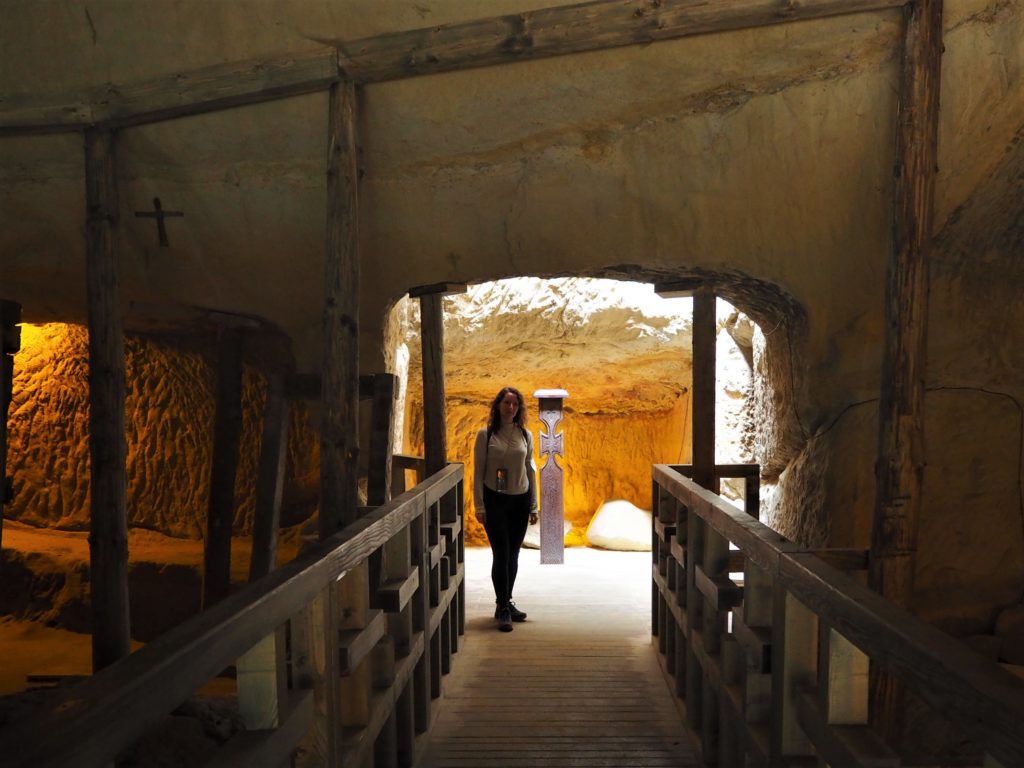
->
xmin=134 ymin=197 xmax=184 ymax=247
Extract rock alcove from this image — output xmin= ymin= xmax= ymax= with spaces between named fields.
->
xmin=391 ymin=276 xmax=760 ymax=545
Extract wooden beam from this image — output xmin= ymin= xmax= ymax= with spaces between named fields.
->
xmin=337 ymin=0 xmax=907 ymax=84
xmin=203 ymin=327 xmax=245 ymax=609
xmin=0 ymin=47 xmax=339 ymax=136
xmin=420 ymin=293 xmax=448 ymax=476
xmin=407 ymin=282 xmax=468 ymax=298
xmin=870 ymin=0 xmax=943 ymax=742
xmin=367 ymin=373 xmax=397 ymax=506
xmin=249 ymin=374 xmax=290 ymax=581
xmin=691 ymin=287 xmax=716 ymax=490
xmin=654 ymin=277 xmax=707 ymax=299
xmin=0 ymin=1 xmax=905 ymax=135
xmin=320 ymin=80 xmax=361 ymax=539
xmin=0 ymin=300 xmax=22 ymax=556
xmin=84 ymin=128 xmax=131 ymax=671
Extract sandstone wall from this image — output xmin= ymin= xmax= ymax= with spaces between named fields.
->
xmin=6 ymin=324 xmax=318 ymax=538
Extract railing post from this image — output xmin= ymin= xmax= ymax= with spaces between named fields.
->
xmin=411 ymin=500 xmax=432 ymax=733
xmin=338 ymin=565 xmax=372 ymax=737
xmin=770 ymin=586 xmax=817 ymax=766
xmin=384 ymin=517 xmax=415 ymax=767
xmin=740 ymin=561 xmax=773 ymax=741
xmin=685 ymin=498 xmax=704 ymax=737
xmin=236 ymin=625 xmax=289 ymax=731
xmin=700 ymin=501 xmax=730 ymax=763
xmin=292 ymin=585 xmax=341 ymax=767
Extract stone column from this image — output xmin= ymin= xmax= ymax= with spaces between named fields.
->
xmin=534 ymin=389 xmax=568 ymax=564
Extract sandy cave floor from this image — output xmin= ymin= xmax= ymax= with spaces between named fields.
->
xmin=0 ymin=519 xmax=301 ymax=697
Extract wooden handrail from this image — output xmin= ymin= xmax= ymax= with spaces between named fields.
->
xmin=651 ymin=464 xmax=1024 ymax=767
xmin=0 ymin=463 xmax=464 ymax=768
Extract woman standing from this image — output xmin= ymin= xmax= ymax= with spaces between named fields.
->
xmin=473 ymin=386 xmax=539 ymax=632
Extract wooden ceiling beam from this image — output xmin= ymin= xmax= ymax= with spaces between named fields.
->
xmin=1 ymin=0 xmax=906 ymax=136
xmin=0 ymin=47 xmax=340 ymax=136
xmin=339 ymin=0 xmax=907 ymax=83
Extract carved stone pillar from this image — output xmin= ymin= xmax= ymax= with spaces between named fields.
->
xmin=534 ymin=389 xmax=568 ymax=564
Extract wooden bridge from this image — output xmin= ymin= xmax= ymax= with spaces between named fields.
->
xmin=2 ymin=459 xmax=1023 ymax=767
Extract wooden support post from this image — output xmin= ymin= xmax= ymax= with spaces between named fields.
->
xmin=339 ymin=563 xmax=371 ymax=732
xmin=770 ymin=587 xmax=817 ymax=763
xmin=383 ymin=522 xmax=415 ymax=766
xmin=692 ymin=288 xmax=716 ymax=491
xmin=740 ymin=561 xmax=773 ymax=729
xmin=410 ymin=504 xmax=432 ymax=733
xmin=84 ymin=128 xmax=131 ymax=671
xmin=419 ymin=293 xmax=447 ymax=477
xmin=825 ymin=628 xmax=869 ymax=725
xmin=1 ymin=300 xmax=21 ymax=557
xmin=249 ymin=373 xmax=289 ymax=581
xmin=203 ymin=327 xmax=244 ymax=608
xmin=320 ymin=78 xmax=360 ymax=538
xmin=293 ymin=587 xmax=342 ymax=767
xmin=870 ymin=0 xmax=943 ymax=743
xmin=367 ymin=373 xmax=396 ymax=506
xmin=684 ymin=506 xmax=704 ymax=734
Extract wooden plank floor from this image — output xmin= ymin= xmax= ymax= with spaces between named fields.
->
xmin=416 ymin=546 xmax=697 ymax=768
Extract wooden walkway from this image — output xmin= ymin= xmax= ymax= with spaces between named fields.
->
xmin=416 ymin=547 xmax=698 ymax=768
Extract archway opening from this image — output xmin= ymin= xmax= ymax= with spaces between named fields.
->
xmin=387 ymin=275 xmax=783 ymax=548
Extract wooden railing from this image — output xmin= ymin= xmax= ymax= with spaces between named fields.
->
xmin=0 ymin=463 xmax=465 ymax=768
xmin=652 ymin=464 xmax=1024 ymax=768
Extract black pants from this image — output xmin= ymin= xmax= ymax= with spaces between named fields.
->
xmin=482 ymin=487 xmax=530 ymax=606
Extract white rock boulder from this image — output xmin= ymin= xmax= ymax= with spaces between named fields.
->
xmin=522 ymin=519 xmax=573 ymax=550
xmin=585 ymin=500 xmax=652 ymax=551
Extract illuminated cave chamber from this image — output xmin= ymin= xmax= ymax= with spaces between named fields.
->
xmin=1 ymin=323 xmax=318 ymax=651
xmin=388 ymin=276 xmax=767 ymax=546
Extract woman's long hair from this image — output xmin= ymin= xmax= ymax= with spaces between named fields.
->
xmin=487 ymin=386 xmax=527 ymax=435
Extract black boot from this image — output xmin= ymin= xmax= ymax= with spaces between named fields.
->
xmin=497 ymin=605 xmax=513 ymax=632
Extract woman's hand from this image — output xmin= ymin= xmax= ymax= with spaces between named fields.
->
xmin=475 ymin=509 xmax=487 ymax=524
xmin=529 ymin=511 xmax=538 ymax=526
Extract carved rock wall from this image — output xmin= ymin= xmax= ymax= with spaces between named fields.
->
xmin=6 ymin=324 xmax=318 ymax=538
